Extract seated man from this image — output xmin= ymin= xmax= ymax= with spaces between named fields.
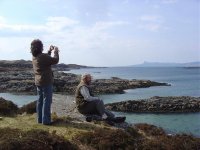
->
xmin=75 ymin=73 xmax=125 ymax=123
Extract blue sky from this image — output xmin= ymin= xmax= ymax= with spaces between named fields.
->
xmin=0 ymin=0 xmax=199 ymax=66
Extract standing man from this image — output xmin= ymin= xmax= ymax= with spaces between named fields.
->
xmin=31 ymin=39 xmax=59 ymax=125
xmin=75 ymin=74 xmax=126 ymax=123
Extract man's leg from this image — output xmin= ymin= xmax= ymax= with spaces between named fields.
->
xmin=78 ymin=99 xmax=114 ymax=118
xmin=86 ymin=99 xmax=114 ymax=118
xmin=78 ymin=101 xmax=99 ymax=115
xmin=42 ymin=85 xmax=53 ymax=125
xmin=36 ymin=86 xmax=43 ymax=123
xmin=104 ymin=109 xmax=115 ymax=118
xmin=95 ymin=99 xmax=115 ymax=118
xmin=94 ymin=99 xmax=105 ymax=117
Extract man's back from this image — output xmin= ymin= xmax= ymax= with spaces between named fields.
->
xmin=32 ymin=53 xmax=59 ymax=86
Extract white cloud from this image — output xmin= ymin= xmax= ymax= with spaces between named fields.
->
xmin=0 ymin=16 xmax=6 ymax=24
xmin=107 ymin=12 xmax=113 ymax=17
xmin=0 ymin=16 xmax=79 ymax=32
xmin=0 ymin=16 xmax=136 ymax=65
xmin=139 ymin=24 xmax=161 ymax=32
xmin=85 ymin=12 xmax=90 ymax=16
xmin=161 ymin=0 xmax=178 ymax=4
xmin=145 ymin=0 xmax=178 ymax=5
xmin=46 ymin=17 xmax=79 ymax=32
xmin=139 ymin=15 xmax=165 ymax=32
xmin=0 ymin=16 xmax=45 ymax=31
xmin=123 ymin=0 xmax=129 ymax=4
xmin=140 ymin=15 xmax=163 ymax=23
xmin=93 ymin=21 xmax=129 ymax=30
xmin=42 ymin=20 xmax=129 ymax=52
xmin=0 ymin=37 xmax=34 ymax=61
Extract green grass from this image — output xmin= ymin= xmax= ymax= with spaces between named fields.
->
xmin=0 ymin=114 xmax=95 ymax=140
xmin=0 ymin=97 xmax=18 ymax=116
xmin=0 ymin=114 xmax=200 ymax=150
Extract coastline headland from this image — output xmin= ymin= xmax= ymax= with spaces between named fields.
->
xmin=0 ymin=60 xmax=200 ymax=149
xmin=105 ymin=96 xmax=200 ymax=113
xmin=0 ymin=95 xmax=200 ymax=149
xmin=0 ymin=60 xmax=169 ymax=94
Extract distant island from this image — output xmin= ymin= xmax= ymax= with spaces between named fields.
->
xmin=131 ymin=61 xmax=200 ymax=67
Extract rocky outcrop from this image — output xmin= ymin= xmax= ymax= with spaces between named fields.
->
xmin=0 ymin=59 xmax=94 ymax=71
xmin=19 ymin=101 xmax=37 ymax=114
xmin=0 ymin=70 xmax=169 ymax=94
xmin=0 ymin=97 xmax=19 ymax=116
xmin=105 ymin=96 xmax=200 ymax=113
xmin=0 ymin=59 xmax=170 ymax=94
xmin=91 ymin=77 xmax=169 ymax=94
xmin=1 ymin=97 xmax=200 ymax=150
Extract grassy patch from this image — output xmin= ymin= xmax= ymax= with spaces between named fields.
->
xmin=0 ymin=102 xmax=200 ymax=150
xmin=138 ymin=134 xmax=200 ymax=150
xmin=135 ymin=123 xmax=200 ymax=150
xmin=0 ymin=97 xmax=18 ymax=116
xmin=19 ymin=100 xmax=36 ymax=114
xmin=135 ymin=123 xmax=165 ymax=136
xmin=0 ymin=128 xmax=77 ymax=150
xmin=74 ymin=127 xmax=139 ymax=149
xmin=0 ymin=114 xmax=200 ymax=150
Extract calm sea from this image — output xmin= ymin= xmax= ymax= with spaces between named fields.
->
xmin=66 ymin=67 xmax=200 ymax=137
xmin=0 ymin=67 xmax=199 ymax=137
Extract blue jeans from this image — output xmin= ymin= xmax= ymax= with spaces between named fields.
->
xmin=36 ymin=85 xmax=53 ymax=125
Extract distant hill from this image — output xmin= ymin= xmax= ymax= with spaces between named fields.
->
xmin=132 ymin=61 xmax=200 ymax=67
xmin=0 ymin=59 xmax=95 ymax=71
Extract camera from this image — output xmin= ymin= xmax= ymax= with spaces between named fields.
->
xmin=50 ymin=45 xmax=55 ymax=51
xmin=49 ymin=45 xmax=59 ymax=53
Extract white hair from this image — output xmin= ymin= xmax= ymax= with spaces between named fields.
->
xmin=81 ymin=73 xmax=91 ymax=82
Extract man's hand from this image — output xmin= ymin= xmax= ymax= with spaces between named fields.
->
xmin=49 ymin=45 xmax=54 ymax=52
xmin=48 ymin=45 xmax=59 ymax=54
xmin=54 ymin=46 xmax=59 ymax=54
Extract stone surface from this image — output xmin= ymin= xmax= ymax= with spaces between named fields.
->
xmin=0 ymin=59 xmax=93 ymax=71
xmin=51 ymin=94 xmax=85 ymax=120
xmin=0 ymin=97 xmax=19 ymax=116
xmin=0 ymin=60 xmax=170 ymax=94
xmin=0 ymin=70 xmax=169 ymax=94
xmin=105 ymin=96 xmax=200 ymax=113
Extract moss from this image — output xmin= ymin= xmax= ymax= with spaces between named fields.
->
xmin=135 ymin=123 xmax=200 ymax=150
xmin=0 ymin=97 xmax=18 ymax=116
xmin=126 ymin=126 xmax=141 ymax=138
xmin=135 ymin=123 xmax=165 ymax=136
xmin=74 ymin=128 xmax=138 ymax=150
xmin=0 ymin=127 xmax=78 ymax=150
xmin=0 ymin=97 xmax=200 ymax=150
xmin=19 ymin=100 xmax=36 ymax=114
xmin=0 ymin=114 xmax=200 ymax=150
xmin=138 ymin=134 xmax=200 ymax=150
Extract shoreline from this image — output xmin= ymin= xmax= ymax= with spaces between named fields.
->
xmin=1 ymin=94 xmax=200 ymax=138
xmin=105 ymin=96 xmax=200 ymax=113
xmin=0 ymin=70 xmax=170 ymax=95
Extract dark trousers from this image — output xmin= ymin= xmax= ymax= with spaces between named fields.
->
xmin=78 ymin=99 xmax=115 ymax=118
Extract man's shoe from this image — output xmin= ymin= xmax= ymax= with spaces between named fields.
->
xmin=86 ymin=115 xmax=103 ymax=122
xmin=43 ymin=122 xmax=52 ymax=125
xmin=86 ymin=116 xmax=92 ymax=122
xmin=104 ymin=120 xmax=115 ymax=126
xmin=106 ymin=116 xmax=126 ymax=123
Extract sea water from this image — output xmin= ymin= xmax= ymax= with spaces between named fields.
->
xmin=66 ymin=67 xmax=200 ymax=137
xmin=0 ymin=67 xmax=200 ymax=137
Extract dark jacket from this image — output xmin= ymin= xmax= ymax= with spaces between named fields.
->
xmin=32 ymin=52 xmax=59 ymax=86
